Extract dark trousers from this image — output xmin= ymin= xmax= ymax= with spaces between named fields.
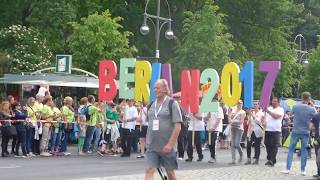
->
xmin=83 ymin=126 xmax=96 ymax=152
xmin=11 ymin=133 xmax=17 ymax=153
xmin=121 ymin=128 xmax=133 ymax=155
xmin=208 ymin=131 xmax=219 ymax=159
xmin=315 ymin=144 xmax=320 ymax=175
xmin=61 ymin=126 xmax=72 ymax=152
xmin=246 ymin=132 xmax=262 ymax=159
xmin=1 ymin=127 xmax=11 ymax=154
xmin=15 ymin=125 xmax=27 ymax=156
xmin=187 ymin=131 xmax=203 ymax=159
xmin=26 ymin=127 xmax=35 ymax=154
xmin=265 ymin=131 xmax=281 ymax=164
xmin=177 ymin=128 xmax=186 ymax=158
xmin=132 ymin=126 xmax=139 ymax=153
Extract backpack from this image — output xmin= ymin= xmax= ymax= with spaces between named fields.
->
xmin=147 ymin=99 xmax=189 ymax=129
xmin=79 ymin=105 xmax=92 ymax=121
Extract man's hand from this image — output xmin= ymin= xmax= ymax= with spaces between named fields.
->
xmin=162 ymin=144 xmax=173 ymax=154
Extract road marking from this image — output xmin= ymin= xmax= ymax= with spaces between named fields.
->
xmin=0 ymin=165 xmax=21 ymax=169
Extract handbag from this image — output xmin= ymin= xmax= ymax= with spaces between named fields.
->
xmin=8 ymin=125 xmax=17 ymax=136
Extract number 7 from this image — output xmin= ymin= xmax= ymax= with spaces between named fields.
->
xmin=259 ymin=61 xmax=281 ymax=108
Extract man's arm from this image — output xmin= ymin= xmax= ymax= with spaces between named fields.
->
xmin=162 ymin=123 xmax=181 ymax=154
xmin=265 ymin=108 xmax=282 ymax=119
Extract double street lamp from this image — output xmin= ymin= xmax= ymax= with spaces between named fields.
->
xmin=140 ymin=0 xmax=174 ymax=62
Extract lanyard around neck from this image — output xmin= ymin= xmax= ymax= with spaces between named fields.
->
xmin=155 ymin=96 xmax=168 ymax=118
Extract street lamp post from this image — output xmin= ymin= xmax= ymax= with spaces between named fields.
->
xmin=140 ymin=0 xmax=174 ymax=63
xmin=293 ymin=34 xmax=308 ymax=98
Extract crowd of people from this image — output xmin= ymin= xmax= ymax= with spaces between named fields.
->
xmin=1 ymin=81 xmax=320 ymax=179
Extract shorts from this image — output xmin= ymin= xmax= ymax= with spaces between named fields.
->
xmin=139 ymin=126 xmax=148 ymax=138
xmin=146 ymin=151 xmax=178 ymax=170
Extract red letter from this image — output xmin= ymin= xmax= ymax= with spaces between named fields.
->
xmin=181 ymin=69 xmax=200 ymax=113
xmin=99 ymin=60 xmax=117 ymax=101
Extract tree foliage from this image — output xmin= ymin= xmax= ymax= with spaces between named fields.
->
xmin=301 ymin=37 xmax=320 ymax=99
xmin=68 ymin=10 xmax=137 ymax=73
xmin=0 ymin=25 xmax=52 ymax=72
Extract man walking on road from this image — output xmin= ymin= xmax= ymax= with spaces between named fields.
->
xmin=264 ymin=97 xmax=284 ymax=167
xmin=282 ymin=92 xmax=316 ymax=176
xmin=145 ymin=79 xmax=182 ymax=180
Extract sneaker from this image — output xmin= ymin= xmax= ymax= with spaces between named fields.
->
xmin=208 ymin=158 xmax=216 ymax=163
xmin=252 ymin=159 xmax=259 ymax=165
xmin=121 ymin=153 xmax=129 ymax=157
xmin=197 ymin=156 xmax=203 ymax=162
xmin=63 ymin=152 xmax=71 ymax=156
xmin=265 ymin=161 xmax=274 ymax=166
xmin=313 ymin=174 xmax=320 ymax=178
xmin=1 ymin=153 xmax=9 ymax=157
xmin=14 ymin=154 xmax=25 ymax=158
xmin=87 ymin=150 xmax=93 ymax=154
xmin=40 ymin=152 xmax=52 ymax=157
xmin=28 ymin=152 xmax=36 ymax=157
xmin=301 ymin=171 xmax=307 ymax=176
xmin=244 ymin=159 xmax=251 ymax=165
xmin=185 ymin=158 xmax=193 ymax=162
xmin=137 ymin=155 xmax=145 ymax=158
xmin=177 ymin=157 xmax=183 ymax=161
xmin=228 ymin=161 xmax=236 ymax=165
xmin=281 ymin=170 xmax=290 ymax=174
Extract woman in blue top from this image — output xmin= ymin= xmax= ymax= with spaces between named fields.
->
xmin=12 ymin=101 xmax=28 ymax=157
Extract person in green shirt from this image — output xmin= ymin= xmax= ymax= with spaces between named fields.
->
xmin=40 ymin=96 xmax=56 ymax=157
xmin=61 ymin=96 xmax=75 ymax=155
xmin=106 ymin=102 xmax=120 ymax=154
xmin=83 ymin=95 xmax=101 ymax=153
xmin=51 ymin=105 xmax=62 ymax=155
xmin=94 ymin=102 xmax=106 ymax=154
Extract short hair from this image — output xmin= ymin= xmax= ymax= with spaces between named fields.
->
xmin=157 ymin=79 xmax=170 ymax=95
xmin=43 ymin=96 xmax=52 ymax=104
xmin=88 ymin=95 xmax=95 ymax=103
xmin=79 ymin=97 xmax=88 ymax=105
xmin=272 ymin=96 xmax=280 ymax=103
xmin=27 ymin=97 xmax=35 ymax=106
xmin=301 ymin=92 xmax=311 ymax=101
xmin=63 ymin=96 xmax=73 ymax=104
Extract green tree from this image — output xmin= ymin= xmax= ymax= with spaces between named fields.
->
xmin=28 ymin=0 xmax=78 ymax=53
xmin=0 ymin=25 xmax=52 ymax=73
xmin=172 ymin=1 xmax=234 ymax=86
xmin=68 ymin=10 xmax=137 ymax=74
xmin=301 ymin=38 xmax=320 ymax=99
xmin=217 ymin=0 xmax=303 ymax=97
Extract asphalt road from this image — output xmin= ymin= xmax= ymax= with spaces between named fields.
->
xmin=0 ymin=146 xmax=297 ymax=180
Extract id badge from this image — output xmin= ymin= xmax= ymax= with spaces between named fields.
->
xmin=153 ymin=119 xmax=159 ymax=131
xmin=55 ymin=127 xmax=59 ymax=133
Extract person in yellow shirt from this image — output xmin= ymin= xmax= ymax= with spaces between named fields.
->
xmin=83 ymin=95 xmax=101 ymax=154
xmin=51 ymin=105 xmax=62 ymax=155
xmin=26 ymin=97 xmax=38 ymax=157
xmin=94 ymin=102 xmax=106 ymax=154
xmin=40 ymin=96 xmax=55 ymax=157
xmin=61 ymin=96 xmax=75 ymax=155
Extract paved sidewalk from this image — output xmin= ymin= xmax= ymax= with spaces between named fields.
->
xmin=72 ymin=159 xmax=318 ymax=180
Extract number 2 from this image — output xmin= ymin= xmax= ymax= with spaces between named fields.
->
xmin=200 ymin=68 xmax=220 ymax=112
